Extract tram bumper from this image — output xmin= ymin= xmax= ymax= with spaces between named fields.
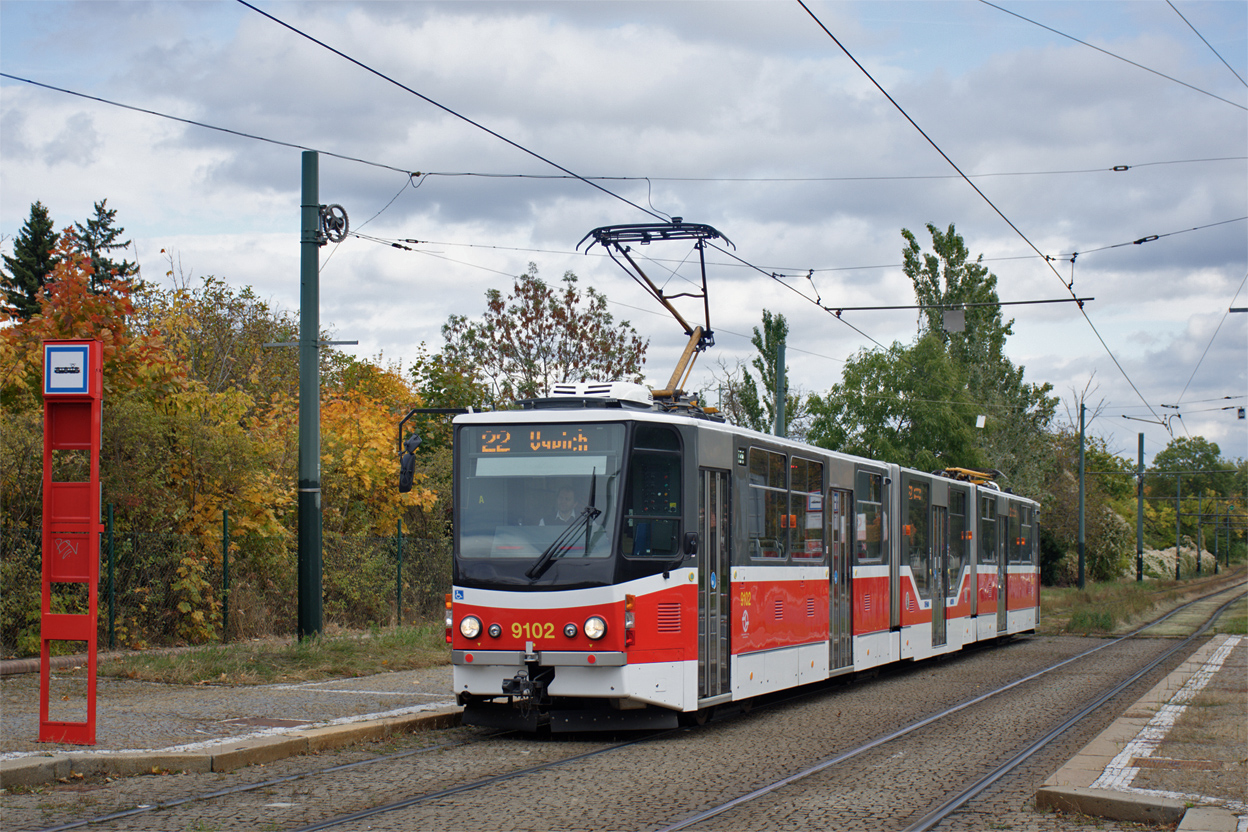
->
xmin=461 ymin=699 xmax=679 ymax=732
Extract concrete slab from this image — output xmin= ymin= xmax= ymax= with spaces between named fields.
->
xmin=211 ymin=735 xmax=310 ymax=772
xmin=1176 ymin=807 xmax=1239 ymax=832
xmin=0 ymin=755 xmax=71 ymax=788
xmin=1038 ymin=633 xmax=1247 ymax=829
xmin=1034 ymin=785 xmax=1186 ymax=825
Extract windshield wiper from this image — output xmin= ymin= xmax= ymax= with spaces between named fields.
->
xmin=525 ymin=471 xmax=601 ymax=581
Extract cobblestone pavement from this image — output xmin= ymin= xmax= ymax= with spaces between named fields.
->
xmin=1 ymin=665 xmax=456 ymax=757
xmin=0 ymin=634 xmax=1204 ymax=832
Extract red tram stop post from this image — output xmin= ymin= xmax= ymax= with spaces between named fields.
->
xmin=39 ymin=339 xmax=103 ymax=745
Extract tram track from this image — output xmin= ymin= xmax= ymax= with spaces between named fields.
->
xmin=653 ymin=585 xmax=1246 ymax=832
xmin=12 ymin=583 xmax=1240 ymax=832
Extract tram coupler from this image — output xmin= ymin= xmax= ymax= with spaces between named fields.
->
xmin=501 ymin=667 xmax=552 ymax=702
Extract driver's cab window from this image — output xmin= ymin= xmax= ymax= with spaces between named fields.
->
xmin=621 ymin=425 xmax=682 ymax=558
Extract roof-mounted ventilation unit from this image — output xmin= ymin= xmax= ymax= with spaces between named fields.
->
xmin=550 ymin=382 xmax=654 ymax=408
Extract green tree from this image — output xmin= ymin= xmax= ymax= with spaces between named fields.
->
xmin=710 ymin=310 xmax=810 ymax=437
xmin=807 ymin=224 xmax=1054 ymax=488
xmin=439 ymin=264 xmax=647 ymax=407
xmin=1039 ymin=429 xmax=1133 ymax=583
xmin=902 ymin=223 xmax=1056 ymax=493
xmin=808 ymin=333 xmax=984 ymax=471
xmin=1148 ymin=436 xmax=1237 ymax=500
xmin=70 ymin=199 xmax=138 ymax=293
xmin=1 ymin=201 xmax=59 ymax=320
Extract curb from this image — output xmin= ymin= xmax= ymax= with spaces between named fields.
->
xmin=1036 ymin=633 xmax=1244 ymax=832
xmin=0 ymin=708 xmax=461 ymax=788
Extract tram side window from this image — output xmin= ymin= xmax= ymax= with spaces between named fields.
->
xmin=854 ymin=470 xmax=886 ymax=564
xmin=747 ymin=447 xmax=787 ymax=559
xmin=980 ymin=496 xmax=997 ymax=565
xmin=622 ymin=426 xmax=682 ymax=558
xmin=904 ymin=477 xmax=930 ymax=597
xmin=948 ymin=489 xmax=968 ymax=597
xmin=791 ymin=457 xmax=824 ymax=559
xmin=1017 ymin=505 xmax=1035 ymax=565
xmin=1007 ymin=504 xmax=1023 ymax=564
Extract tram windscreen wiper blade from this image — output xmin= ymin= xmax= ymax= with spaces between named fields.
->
xmin=526 ymin=471 xmax=601 ymax=581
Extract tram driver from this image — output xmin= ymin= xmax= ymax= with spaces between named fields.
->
xmin=542 ymin=486 xmax=579 ymax=526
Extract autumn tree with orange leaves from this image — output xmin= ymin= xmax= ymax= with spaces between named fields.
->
xmin=1 ymin=232 xmax=438 ymax=652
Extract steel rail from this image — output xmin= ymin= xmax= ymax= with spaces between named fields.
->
xmin=287 ymin=728 xmax=679 ymax=832
xmin=902 ymin=589 xmax=1246 ymax=832
xmin=32 ymin=582 xmax=1242 ymax=832
xmin=649 ymin=582 xmax=1245 ymax=832
xmin=33 ymin=730 xmax=512 ymax=832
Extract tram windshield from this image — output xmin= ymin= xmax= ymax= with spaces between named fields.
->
xmin=457 ymin=423 xmax=624 ymax=586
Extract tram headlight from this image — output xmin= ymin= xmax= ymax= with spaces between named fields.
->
xmin=584 ymin=616 xmax=607 ymax=640
xmin=564 ymin=622 xmax=579 ymax=638
xmin=487 ymin=623 xmax=502 ymax=639
xmin=459 ymin=615 xmax=482 ymax=640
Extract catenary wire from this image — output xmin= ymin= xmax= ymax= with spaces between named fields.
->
xmin=1167 ymin=0 xmax=1247 ymax=88
xmin=234 ymin=0 xmax=667 ymax=223
xmin=797 ymin=0 xmax=1169 ymax=432
xmin=2 ymin=69 xmax=1235 ymax=276
xmin=1 ymin=64 xmax=1219 ymax=431
xmin=978 ymin=0 xmax=1247 ymax=110
xmin=7 ymin=70 xmax=1238 ymax=205
xmin=0 ymin=72 xmax=416 ymax=175
xmin=1174 ymin=272 xmax=1248 ymax=405
xmin=415 ymin=156 xmax=1246 ymax=183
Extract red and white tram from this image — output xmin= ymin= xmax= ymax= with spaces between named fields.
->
xmin=448 ymin=381 xmax=1039 ymax=731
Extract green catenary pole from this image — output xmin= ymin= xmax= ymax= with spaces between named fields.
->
xmin=298 ymin=150 xmax=324 ymax=639
xmin=1175 ymin=475 xmax=1182 ymax=580
xmin=1077 ymin=404 xmax=1085 ymax=589
xmin=1136 ymin=434 xmax=1144 ymax=582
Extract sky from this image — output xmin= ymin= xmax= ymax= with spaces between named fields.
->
xmin=2 ymin=0 xmax=1245 ymax=466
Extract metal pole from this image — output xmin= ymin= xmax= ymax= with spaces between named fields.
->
xmin=298 ymin=150 xmax=323 ymax=640
xmin=774 ymin=338 xmax=786 ymax=438
xmin=1136 ymin=434 xmax=1143 ymax=582
xmin=1077 ymin=403 xmax=1085 ymax=589
xmin=1138 ymin=436 xmax=1143 ymax=586
xmin=1196 ymin=491 xmax=1203 ymax=575
xmin=222 ymin=508 xmax=230 ymax=644
xmin=396 ymin=518 xmax=404 ymax=628
xmin=1175 ymin=475 xmax=1182 ymax=580
xmin=1214 ymin=510 xmax=1219 ymax=575
xmin=107 ymin=504 xmax=115 ymax=650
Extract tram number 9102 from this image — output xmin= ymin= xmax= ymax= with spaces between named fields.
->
xmin=513 ymin=622 xmax=556 ymax=640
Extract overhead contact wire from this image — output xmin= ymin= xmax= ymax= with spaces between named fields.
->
xmin=979 ymin=0 xmax=1247 ymax=110
xmin=796 ymin=0 xmax=1168 ymax=429
xmin=235 ymin=0 xmax=667 ymax=223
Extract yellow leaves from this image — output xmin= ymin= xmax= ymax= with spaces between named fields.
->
xmin=319 ymin=365 xmax=437 ymax=535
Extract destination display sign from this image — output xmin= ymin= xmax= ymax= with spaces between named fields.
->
xmin=473 ymin=425 xmax=619 ymax=455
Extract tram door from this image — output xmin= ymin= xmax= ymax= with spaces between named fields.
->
xmin=932 ymin=506 xmax=948 ymax=648
xmin=996 ymin=506 xmax=1009 ymax=633
xmin=828 ymin=489 xmax=853 ymax=670
xmin=698 ymin=469 xmax=731 ymax=700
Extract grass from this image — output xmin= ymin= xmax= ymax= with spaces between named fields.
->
xmin=1213 ymin=598 xmax=1247 ymax=635
xmin=1039 ymin=565 xmax=1246 ymax=636
xmin=98 ymin=621 xmax=449 ymax=686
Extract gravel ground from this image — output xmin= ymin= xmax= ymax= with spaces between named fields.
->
xmin=1 ymin=634 xmax=1202 ymax=832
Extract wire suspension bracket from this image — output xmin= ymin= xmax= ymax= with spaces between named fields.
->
xmin=319 ymin=204 xmax=349 ymax=245
xmin=579 ymin=219 xmax=732 ymax=403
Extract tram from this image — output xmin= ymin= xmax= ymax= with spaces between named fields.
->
xmin=445 ymin=381 xmax=1040 ymax=731
xmin=431 ymin=219 xmax=1039 ymax=731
